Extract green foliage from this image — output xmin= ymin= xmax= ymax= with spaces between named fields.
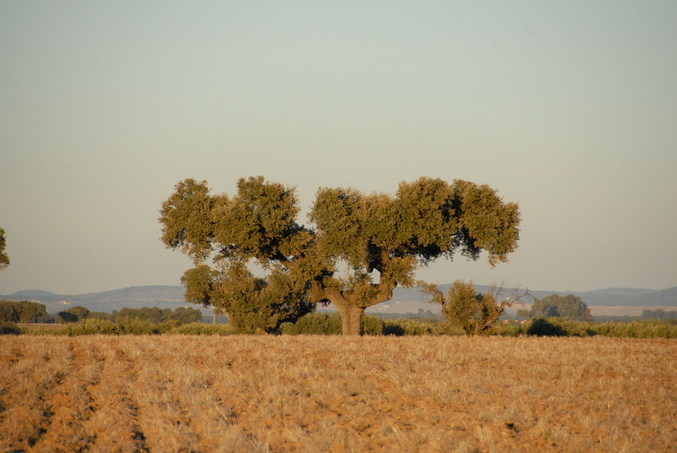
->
xmin=167 ymin=322 xmax=238 ymax=335
xmin=111 ymin=306 xmax=202 ymax=325
xmin=310 ymin=178 xmax=521 ymax=300
xmin=161 ymin=177 xmax=316 ymax=334
xmin=65 ymin=318 xmax=121 ymax=336
xmin=383 ymin=318 xmax=442 ymax=336
xmin=420 ymin=280 xmax=519 ymax=335
xmin=281 ymin=313 xmax=442 ymax=336
xmin=362 ymin=315 xmax=385 ymax=336
xmin=161 ymin=176 xmax=521 ymax=335
xmin=88 ymin=311 xmax=114 ymax=321
xmin=527 ymin=318 xmax=568 ymax=337
xmin=0 ymin=227 xmax=9 ymax=270
xmin=641 ymin=309 xmax=677 ymax=321
xmin=484 ymin=321 xmax=523 ymax=337
xmin=56 ymin=306 xmax=91 ymax=323
xmin=0 ymin=322 xmax=21 ymax=335
xmin=0 ymin=300 xmax=50 ymax=323
xmin=497 ymin=318 xmax=677 ymax=338
xmin=280 ymin=313 xmax=342 ymax=335
xmin=529 ymin=294 xmax=593 ymax=321
xmin=116 ymin=317 xmax=160 ymax=335
xmin=592 ymin=320 xmax=677 ymax=338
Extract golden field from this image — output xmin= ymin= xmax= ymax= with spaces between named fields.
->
xmin=0 ymin=335 xmax=674 ymax=452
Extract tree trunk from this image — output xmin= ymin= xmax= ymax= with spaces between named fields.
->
xmin=335 ymin=302 xmax=364 ymax=336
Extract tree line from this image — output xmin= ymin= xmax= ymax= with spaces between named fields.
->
xmin=0 ymin=300 xmax=202 ymax=325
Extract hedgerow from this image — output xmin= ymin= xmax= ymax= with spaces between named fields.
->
xmin=12 ymin=315 xmax=677 ymax=338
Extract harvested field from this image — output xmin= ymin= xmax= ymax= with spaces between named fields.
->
xmin=0 ymin=336 xmax=674 ymax=452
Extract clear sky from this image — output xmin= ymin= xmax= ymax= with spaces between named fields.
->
xmin=1 ymin=1 xmax=676 ymax=295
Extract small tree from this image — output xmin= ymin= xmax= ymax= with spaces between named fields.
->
xmin=0 ymin=228 xmax=9 ymax=270
xmin=421 ymin=280 xmax=531 ymax=335
xmin=529 ymin=294 xmax=592 ymax=321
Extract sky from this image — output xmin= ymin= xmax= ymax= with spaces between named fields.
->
xmin=1 ymin=1 xmax=676 ymax=295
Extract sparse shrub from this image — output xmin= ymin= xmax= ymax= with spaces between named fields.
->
xmin=0 ymin=322 xmax=21 ymax=335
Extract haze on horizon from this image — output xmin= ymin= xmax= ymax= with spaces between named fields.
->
xmin=1 ymin=1 xmax=676 ymax=295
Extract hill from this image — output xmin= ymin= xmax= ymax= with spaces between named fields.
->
xmin=0 ymin=286 xmax=191 ymax=314
xmin=2 ymin=284 xmax=675 ymax=315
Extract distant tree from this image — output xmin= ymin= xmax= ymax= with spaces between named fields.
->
xmin=0 ymin=228 xmax=9 ymax=270
xmin=529 ymin=294 xmax=592 ymax=321
xmin=160 ymin=176 xmax=520 ymax=335
xmin=87 ymin=311 xmax=114 ymax=321
xmin=641 ymin=309 xmax=677 ymax=321
xmin=56 ymin=306 xmax=91 ymax=323
xmin=421 ymin=280 xmax=531 ymax=335
xmin=170 ymin=306 xmax=203 ymax=324
xmin=112 ymin=306 xmax=202 ymax=325
xmin=0 ymin=300 xmax=49 ymax=323
xmin=17 ymin=301 xmax=50 ymax=323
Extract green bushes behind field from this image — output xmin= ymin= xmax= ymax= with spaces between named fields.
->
xmin=280 ymin=314 xmax=676 ymax=338
xmin=487 ymin=318 xmax=677 ymax=339
xmin=11 ymin=313 xmax=677 ymax=338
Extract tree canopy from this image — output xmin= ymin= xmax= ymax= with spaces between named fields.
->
xmin=0 ymin=300 xmax=49 ymax=323
xmin=160 ymin=176 xmax=521 ymax=335
xmin=528 ymin=294 xmax=593 ymax=321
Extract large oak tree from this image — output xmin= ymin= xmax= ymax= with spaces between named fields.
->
xmin=160 ymin=176 xmax=520 ymax=335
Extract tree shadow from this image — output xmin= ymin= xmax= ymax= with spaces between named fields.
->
xmin=527 ymin=318 xmax=567 ymax=337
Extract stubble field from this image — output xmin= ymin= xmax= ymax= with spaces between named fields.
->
xmin=0 ymin=335 xmax=674 ymax=453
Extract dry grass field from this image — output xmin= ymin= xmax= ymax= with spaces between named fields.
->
xmin=0 ymin=335 xmax=674 ymax=453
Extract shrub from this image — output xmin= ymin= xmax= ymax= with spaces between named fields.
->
xmin=527 ymin=318 xmax=567 ymax=337
xmin=485 ymin=321 xmax=525 ymax=337
xmin=167 ymin=322 xmax=238 ymax=335
xmin=117 ymin=317 xmax=159 ymax=335
xmin=66 ymin=319 xmax=120 ymax=336
xmin=0 ymin=322 xmax=21 ymax=335
xmin=592 ymin=320 xmax=677 ymax=339
xmin=280 ymin=313 xmax=390 ymax=336
xmin=280 ymin=312 xmax=342 ymax=335
xmin=383 ymin=318 xmax=442 ymax=336
xmin=362 ymin=315 xmax=385 ymax=336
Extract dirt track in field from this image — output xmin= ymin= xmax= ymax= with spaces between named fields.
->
xmin=1 ymin=335 xmax=675 ymax=452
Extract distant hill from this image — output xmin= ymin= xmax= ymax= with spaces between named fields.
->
xmin=387 ymin=285 xmax=676 ymax=310
xmin=0 ymin=286 xmax=191 ymax=314
xmin=1 ymin=284 xmax=675 ymax=315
